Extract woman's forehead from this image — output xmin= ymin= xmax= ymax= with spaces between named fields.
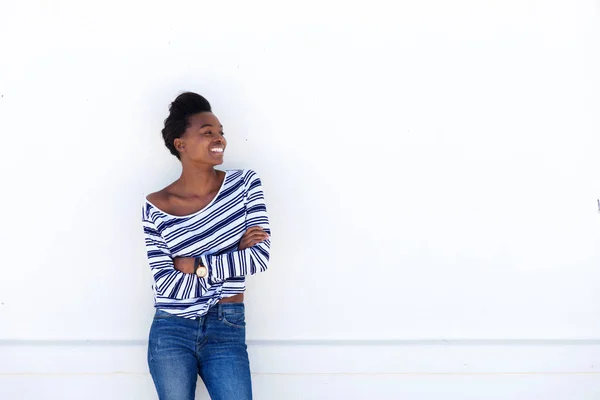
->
xmin=189 ymin=112 xmax=221 ymax=128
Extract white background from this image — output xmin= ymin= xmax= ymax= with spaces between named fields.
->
xmin=1 ymin=0 xmax=599 ymax=399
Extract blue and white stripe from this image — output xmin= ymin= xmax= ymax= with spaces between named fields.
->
xmin=142 ymin=169 xmax=271 ymax=319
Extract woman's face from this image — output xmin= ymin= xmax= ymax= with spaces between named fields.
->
xmin=176 ymin=112 xmax=227 ymax=165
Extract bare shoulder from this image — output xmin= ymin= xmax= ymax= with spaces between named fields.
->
xmin=146 ymin=186 xmax=176 ymax=211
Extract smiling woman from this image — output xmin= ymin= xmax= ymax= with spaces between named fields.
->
xmin=142 ymin=92 xmax=272 ymax=400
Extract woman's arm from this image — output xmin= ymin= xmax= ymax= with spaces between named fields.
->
xmin=142 ymin=210 xmax=209 ymax=299
xmin=173 ymin=170 xmax=272 ymax=282
xmin=173 ymin=226 xmax=269 ymax=273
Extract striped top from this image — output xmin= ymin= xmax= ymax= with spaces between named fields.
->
xmin=141 ymin=169 xmax=271 ymax=319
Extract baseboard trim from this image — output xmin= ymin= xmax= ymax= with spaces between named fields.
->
xmin=3 ymin=339 xmax=600 ymax=375
xmin=2 ymin=339 xmax=600 ymax=346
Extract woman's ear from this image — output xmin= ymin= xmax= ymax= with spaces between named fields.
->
xmin=174 ymin=138 xmax=185 ymax=153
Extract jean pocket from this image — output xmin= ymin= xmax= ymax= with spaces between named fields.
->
xmin=221 ymin=309 xmax=246 ymax=329
xmin=153 ymin=309 xmax=177 ymax=320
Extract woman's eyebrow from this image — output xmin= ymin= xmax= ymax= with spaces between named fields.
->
xmin=199 ymin=124 xmax=223 ymax=129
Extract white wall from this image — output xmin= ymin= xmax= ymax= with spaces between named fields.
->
xmin=1 ymin=0 xmax=599 ymax=398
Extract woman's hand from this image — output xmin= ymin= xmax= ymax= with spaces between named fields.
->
xmin=173 ymin=257 xmax=195 ymax=274
xmin=239 ymin=226 xmax=270 ymax=250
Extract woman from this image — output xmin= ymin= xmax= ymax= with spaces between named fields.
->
xmin=141 ymin=92 xmax=271 ymax=400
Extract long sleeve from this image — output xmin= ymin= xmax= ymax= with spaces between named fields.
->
xmin=142 ymin=209 xmax=208 ymax=300
xmin=200 ymin=170 xmax=271 ymax=284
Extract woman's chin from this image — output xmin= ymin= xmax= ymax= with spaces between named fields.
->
xmin=210 ymin=153 xmax=225 ymax=165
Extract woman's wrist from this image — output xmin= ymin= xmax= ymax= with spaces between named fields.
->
xmin=194 ymin=257 xmax=208 ymax=278
xmin=173 ymin=257 xmax=196 ymax=274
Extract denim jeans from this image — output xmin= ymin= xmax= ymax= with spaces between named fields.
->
xmin=148 ymin=303 xmax=252 ymax=400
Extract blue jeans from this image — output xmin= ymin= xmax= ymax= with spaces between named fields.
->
xmin=148 ymin=303 xmax=252 ymax=400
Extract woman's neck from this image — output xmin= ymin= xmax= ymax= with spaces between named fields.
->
xmin=177 ymin=164 xmax=222 ymax=196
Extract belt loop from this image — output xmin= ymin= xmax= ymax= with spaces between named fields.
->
xmin=217 ymin=303 xmax=223 ymax=320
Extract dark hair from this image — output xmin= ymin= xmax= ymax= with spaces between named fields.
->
xmin=161 ymin=92 xmax=212 ymax=159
